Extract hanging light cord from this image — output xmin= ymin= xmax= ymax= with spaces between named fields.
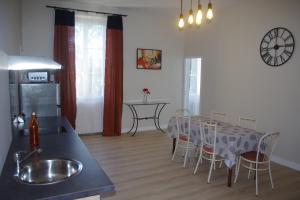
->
xmin=180 ymin=0 xmax=183 ymax=14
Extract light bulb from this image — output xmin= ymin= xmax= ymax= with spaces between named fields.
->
xmin=178 ymin=13 xmax=184 ymax=29
xmin=207 ymin=2 xmax=213 ymax=20
xmin=195 ymin=5 xmax=203 ymax=25
xmin=188 ymin=9 xmax=194 ymax=25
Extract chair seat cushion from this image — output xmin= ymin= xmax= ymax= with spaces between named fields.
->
xmin=241 ymin=151 xmax=267 ymax=162
xmin=179 ymin=134 xmax=188 ymax=141
xmin=202 ymin=145 xmax=213 ymax=153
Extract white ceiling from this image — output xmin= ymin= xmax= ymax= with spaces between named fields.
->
xmin=60 ymin=0 xmax=240 ymax=9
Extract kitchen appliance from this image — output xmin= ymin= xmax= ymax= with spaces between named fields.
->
xmin=8 ymin=56 xmax=61 ymax=119
xmin=19 ymin=82 xmax=60 ymax=118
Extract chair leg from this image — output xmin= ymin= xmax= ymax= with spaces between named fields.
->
xmin=171 ymin=142 xmax=178 ymax=161
xmin=183 ymin=146 xmax=189 ymax=167
xmin=213 ymin=160 xmax=216 ymax=171
xmin=234 ymin=157 xmax=241 ymax=184
xmin=194 ymin=151 xmax=202 ymax=174
xmin=268 ymin=162 xmax=274 ymax=189
xmin=248 ymin=163 xmax=253 ymax=179
xmin=207 ymin=155 xmax=215 ymax=183
xmin=219 ymin=160 xmax=223 ymax=168
xmin=199 ymin=147 xmax=203 ymax=164
xmin=255 ymin=167 xmax=259 ymax=196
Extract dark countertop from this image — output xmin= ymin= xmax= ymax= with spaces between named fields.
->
xmin=0 ymin=117 xmax=115 ymax=200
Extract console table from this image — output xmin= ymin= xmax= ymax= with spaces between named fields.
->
xmin=124 ymin=100 xmax=169 ymax=136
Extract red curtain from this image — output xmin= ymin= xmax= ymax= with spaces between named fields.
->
xmin=54 ymin=10 xmax=77 ymax=128
xmin=103 ymin=16 xmax=124 ymax=136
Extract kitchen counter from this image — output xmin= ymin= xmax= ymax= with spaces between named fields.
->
xmin=0 ymin=117 xmax=115 ymax=200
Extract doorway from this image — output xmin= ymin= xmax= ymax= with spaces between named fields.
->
xmin=183 ymin=57 xmax=202 ymax=115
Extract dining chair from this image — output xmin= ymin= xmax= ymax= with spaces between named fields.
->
xmin=194 ymin=121 xmax=224 ymax=183
xmin=210 ymin=111 xmax=227 ymax=123
xmin=238 ymin=116 xmax=257 ymax=130
xmin=234 ymin=132 xmax=280 ymax=196
xmin=171 ymin=109 xmax=194 ymax=167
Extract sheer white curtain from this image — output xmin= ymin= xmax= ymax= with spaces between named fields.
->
xmin=184 ymin=58 xmax=202 ymax=115
xmin=75 ymin=12 xmax=106 ymax=134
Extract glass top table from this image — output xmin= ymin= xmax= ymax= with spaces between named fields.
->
xmin=123 ymin=100 xmax=170 ymax=136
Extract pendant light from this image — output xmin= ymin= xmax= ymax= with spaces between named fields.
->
xmin=195 ymin=0 xmax=203 ymax=26
xmin=187 ymin=0 xmax=194 ymax=25
xmin=206 ymin=1 xmax=213 ymax=20
xmin=177 ymin=0 xmax=214 ymax=31
xmin=178 ymin=0 xmax=184 ymax=30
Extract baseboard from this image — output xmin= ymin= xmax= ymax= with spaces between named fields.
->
xmin=271 ymin=155 xmax=300 ymax=171
xmin=121 ymin=124 xmax=168 ymax=134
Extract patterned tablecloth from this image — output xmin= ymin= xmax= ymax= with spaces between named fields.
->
xmin=167 ymin=116 xmax=264 ymax=168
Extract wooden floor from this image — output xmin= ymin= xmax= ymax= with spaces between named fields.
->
xmin=80 ymin=131 xmax=300 ymax=200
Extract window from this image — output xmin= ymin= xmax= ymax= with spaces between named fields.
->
xmin=75 ymin=13 xmax=106 ymax=134
xmin=184 ymin=58 xmax=202 ymax=115
xmin=75 ymin=13 xmax=106 ymax=98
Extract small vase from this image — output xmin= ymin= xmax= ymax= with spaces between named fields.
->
xmin=143 ymin=94 xmax=148 ymax=103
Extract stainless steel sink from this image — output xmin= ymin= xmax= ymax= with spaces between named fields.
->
xmin=14 ymin=159 xmax=83 ymax=185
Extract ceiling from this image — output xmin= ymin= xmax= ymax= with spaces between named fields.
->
xmin=60 ymin=0 xmax=240 ymax=9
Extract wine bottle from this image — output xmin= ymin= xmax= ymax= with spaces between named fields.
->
xmin=29 ymin=112 xmax=39 ymax=150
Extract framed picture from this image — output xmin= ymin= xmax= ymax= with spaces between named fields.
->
xmin=137 ymin=48 xmax=162 ymax=70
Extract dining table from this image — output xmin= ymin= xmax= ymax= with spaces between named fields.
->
xmin=167 ymin=116 xmax=264 ymax=187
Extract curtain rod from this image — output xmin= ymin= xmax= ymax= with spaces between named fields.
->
xmin=46 ymin=5 xmax=128 ymax=17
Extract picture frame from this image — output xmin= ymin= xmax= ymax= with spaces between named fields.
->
xmin=136 ymin=48 xmax=162 ymax=70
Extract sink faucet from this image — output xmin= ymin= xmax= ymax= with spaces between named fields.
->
xmin=14 ymin=148 xmax=42 ymax=175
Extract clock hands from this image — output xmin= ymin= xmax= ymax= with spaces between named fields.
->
xmin=267 ymin=44 xmax=292 ymax=51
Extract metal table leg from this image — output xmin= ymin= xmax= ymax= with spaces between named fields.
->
xmin=131 ymin=105 xmax=139 ymax=136
xmin=155 ymin=103 xmax=167 ymax=132
xmin=153 ymin=104 xmax=160 ymax=130
xmin=126 ymin=105 xmax=136 ymax=134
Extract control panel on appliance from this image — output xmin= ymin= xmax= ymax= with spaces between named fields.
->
xmin=28 ymin=71 xmax=48 ymax=82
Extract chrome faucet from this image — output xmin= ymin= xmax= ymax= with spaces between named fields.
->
xmin=14 ymin=148 xmax=42 ymax=175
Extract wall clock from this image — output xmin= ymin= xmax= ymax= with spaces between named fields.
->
xmin=260 ymin=27 xmax=295 ymax=67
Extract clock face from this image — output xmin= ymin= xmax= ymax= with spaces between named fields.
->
xmin=260 ymin=27 xmax=295 ymax=67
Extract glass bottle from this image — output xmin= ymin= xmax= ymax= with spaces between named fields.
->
xmin=29 ymin=112 xmax=39 ymax=150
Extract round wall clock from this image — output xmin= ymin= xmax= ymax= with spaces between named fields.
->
xmin=260 ymin=27 xmax=295 ymax=67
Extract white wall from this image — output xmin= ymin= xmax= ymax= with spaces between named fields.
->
xmin=21 ymin=0 xmax=119 ymax=57
xmin=0 ymin=0 xmax=21 ymax=174
xmin=185 ymin=0 xmax=300 ymax=168
xmin=21 ymin=0 xmax=184 ymax=132
xmin=0 ymin=0 xmax=21 ymax=55
xmin=122 ymin=8 xmax=184 ymax=131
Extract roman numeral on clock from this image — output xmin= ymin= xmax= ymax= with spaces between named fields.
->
xmin=279 ymin=55 xmax=285 ymax=63
xmin=283 ymin=49 xmax=292 ymax=57
xmin=261 ymin=47 xmax=268 ymax=53
xmin=274 ymin=57 xmax=278 ymax=66
xmin=267 ymin=32 xmax=274 ymax=40
xmin=262 ymin=52 xmax=270 ymax=60
xmin=274 ymin=28 xmax=279 ymax=37
xmin=285 ymin=43 xmax=294 ymax=47
xmin=284 ymin=34 xmax=292 ymax=41
xmin=266 ymin=55 xmax=272 ymax=65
